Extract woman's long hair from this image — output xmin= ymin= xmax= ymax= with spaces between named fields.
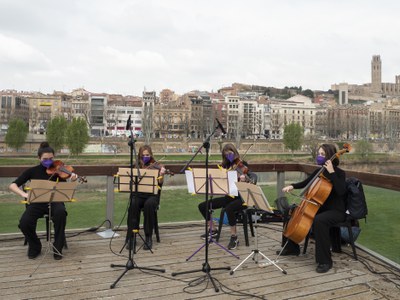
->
xmin=138 ymin=145 xmax=154 ymax=167
xmin=320 ymin=143 xmax=340 ymax=166
xmin=221 ymin=143 xmax=240 ymax=168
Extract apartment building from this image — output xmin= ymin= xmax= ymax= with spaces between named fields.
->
xmin=0 ymin=90 xmax=29 ymax=133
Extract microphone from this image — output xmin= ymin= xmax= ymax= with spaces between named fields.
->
xmin=216 ymin=118 xmax=226 ymax=135
xmin=125 ymin=114 xmax=131 ymax=130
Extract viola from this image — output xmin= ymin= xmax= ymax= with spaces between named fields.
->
xmin=46 ymin=160 xmax=87 ymax=184
xmin=283 ymin=144 xmax=351 ymax=244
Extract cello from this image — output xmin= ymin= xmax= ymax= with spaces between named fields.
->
xmin=283 ymin=144 xmax=351 ymax=244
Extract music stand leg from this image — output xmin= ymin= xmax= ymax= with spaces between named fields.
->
xmin=185 ymin=215 xmax=239 ymax=261
xmin=230 ymin=212 xmax=287 ymax=275
xmin=110 ymin=231 xmax=165 ymax=289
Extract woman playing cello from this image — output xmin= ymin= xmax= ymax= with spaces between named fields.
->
xmin=278 ymin=143 xmax=347 ymax=273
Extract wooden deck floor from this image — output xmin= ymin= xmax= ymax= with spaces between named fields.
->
xmin=0 ymin=222 xmax=399 ymax=300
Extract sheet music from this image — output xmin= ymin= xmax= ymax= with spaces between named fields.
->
xmin=227 ymin=171 xmax=238 ymax=196
xmin=184 ymin=169 xmax=238 ymax=196
xmin=185 ymin=170 xmax=195 ymax=193
xmin=235 ymin=181 xmax=273 ymax=213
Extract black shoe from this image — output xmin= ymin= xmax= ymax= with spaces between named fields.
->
xmin=316 ymin=263 xmax=332 ymax=273
xmin=227 ymin=235 xmax=239 ymax=250
xmin=28 ymin=244 xmax=42 ymax=259
xmin=125 ymin=238 xmax=136 ymax=250
xmin=53 ymin=253 xmax=63 ymax=260
xmin=276 ymin=247 xmax=300 ymax=256
xmin=144 ymin=235 xmax=152 ymax=250
xmin=200 ymin=230 xmax=218 ymax=240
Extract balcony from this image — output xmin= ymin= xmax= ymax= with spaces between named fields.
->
xmin=0 ymin=164 xmax=399 ymax=299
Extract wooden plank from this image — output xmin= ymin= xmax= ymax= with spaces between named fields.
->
xmin=0 ymin=222 xmax=398 ymax=300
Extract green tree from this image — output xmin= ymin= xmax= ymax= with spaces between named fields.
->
xmin=301 ymin=89 xmax=314 ymax=98
xmin=46 ymin=116 xmax=68 ymax=153
xmin=356 ymin=139 xmax=373 ymax=159
xmin=283 ymin=123 xmax=304 ymax=153
xmin=65 ymin=117 xmax=89 ymax=156
xmin=5 ymin=118 xmax=29 ymax=151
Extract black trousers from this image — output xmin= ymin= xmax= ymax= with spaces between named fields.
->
xmin=313 ymin=210 xmax=345 ymax=265
xmin=198 ymin=196 xmax=243 ymax=226
xmin=19 ymin=202 xmax=67 ymax=253
xmin=283 ymin=209 xmax=345 ymax=265
xmin=127 ymin=193 xmax=158 ymax=237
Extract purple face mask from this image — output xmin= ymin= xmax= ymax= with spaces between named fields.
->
xmin=225 ymin=153 xmax=235 ymax=163
xmin=142 ymin=156 xmax=151 ymax=165
xmin=41 ymin=159 xmax=53 ymax=169
xmin=316 ymin=155 xmax=327 ymax=166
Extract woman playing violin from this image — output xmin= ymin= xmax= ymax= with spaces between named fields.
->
xmin=126 ymin=145 xmax=166 ymax=251
xmin=279 ymin=143 xmax=346 ymax=273
xmin=198 ymin=143 xmax=257 ymax=250
xmin=8 ymin=142 xmax=78 ymax=260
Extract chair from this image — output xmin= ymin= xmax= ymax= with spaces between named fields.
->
xmin=216 ymin=207 xmax=255 ymax=246
xmin=302 ymin=215 xmax=363 ymax=260
xmin=216 ymin=173 xmax=259 ymax=246
xmin=139 ymin=194 xmax=161 ymax=243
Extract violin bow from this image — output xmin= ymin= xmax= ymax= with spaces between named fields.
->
xmin=241 ymin=143 xmax=254 ymax=161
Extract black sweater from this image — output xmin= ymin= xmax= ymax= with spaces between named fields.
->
xmin=13 ymin=164 xmax=63 ymax=187
xmin=292 ymin=166 xmax=347 ymax=213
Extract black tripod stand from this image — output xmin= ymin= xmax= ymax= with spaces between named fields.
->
xmin=171 ymin=119 xmax=230 ymax=292
xmin=110 ymin=117 xmax=165 ymax=289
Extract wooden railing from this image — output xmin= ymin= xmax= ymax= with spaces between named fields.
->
xmin=2 ymin=163 xmax=400 ymax=228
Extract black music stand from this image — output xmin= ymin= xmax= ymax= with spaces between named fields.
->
xmin=183 ymin=168 xmax=239 ymax=260
xmin=171 ymin=121 xmax=229 ymax=293
xmin=230 ymin=182 xmax=287 ymax=275
xmin=110 ymin=130 xmax=165 ymax=289
xmin=26 ymin=179 xmax=77 ymax=277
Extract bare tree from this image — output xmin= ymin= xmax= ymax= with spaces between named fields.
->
xmin=235 ymin=114 xmax=243 ymax=149
xmin=142 ymin=102 xmax=153 ymax=145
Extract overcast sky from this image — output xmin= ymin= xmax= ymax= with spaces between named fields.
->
xmin=0 ymin=0 xmax=399 ymax=96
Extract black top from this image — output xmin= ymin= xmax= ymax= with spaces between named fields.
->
xmin=13 ymin=164 xmax=63 ymax=187
xmin=292 ymin=166 xmax=347 ymax=213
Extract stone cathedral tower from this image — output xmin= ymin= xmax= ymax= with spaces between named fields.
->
xmin=371 ymin=55 xmax=382 ymax=92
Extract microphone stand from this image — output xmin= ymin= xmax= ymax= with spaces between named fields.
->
xmin=172 ymin=122 xmax=230 ymax=293
xmin=110 ymin=119 xmax=165 ymax=289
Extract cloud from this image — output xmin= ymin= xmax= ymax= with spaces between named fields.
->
xmin=0 ymin=33 xmax=51 ymax=68
xmin=99 ymin=46 xmax=168 ymax=70
xmin=0 ymin=0 xmax=399 ymax=95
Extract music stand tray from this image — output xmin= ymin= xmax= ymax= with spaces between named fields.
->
xmin=116 ymin=168 xmax=159 ymax=194
xmin=230 ymin=182 xmax=287 ymax=275
xmin=26 ymin=179 xmax=77 ymax=277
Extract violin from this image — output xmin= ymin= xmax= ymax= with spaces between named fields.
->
xmin=46 ymin=160 xmax=87 ymax=184
xmin=144 ymin=159 xmax=174 ymax=176
xmin=283 ymin=143 xmax=351 ymax=244
xmin=231 ymin=159 xmax=255 ymax=184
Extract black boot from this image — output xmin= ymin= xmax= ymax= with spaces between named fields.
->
xmin=143 ymin=235 xmax=152 ymax=250
xmin=125 ymin=236 xmax=136 ymax=251
xmin=276 ymin=238 xmax=300 ymax=256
